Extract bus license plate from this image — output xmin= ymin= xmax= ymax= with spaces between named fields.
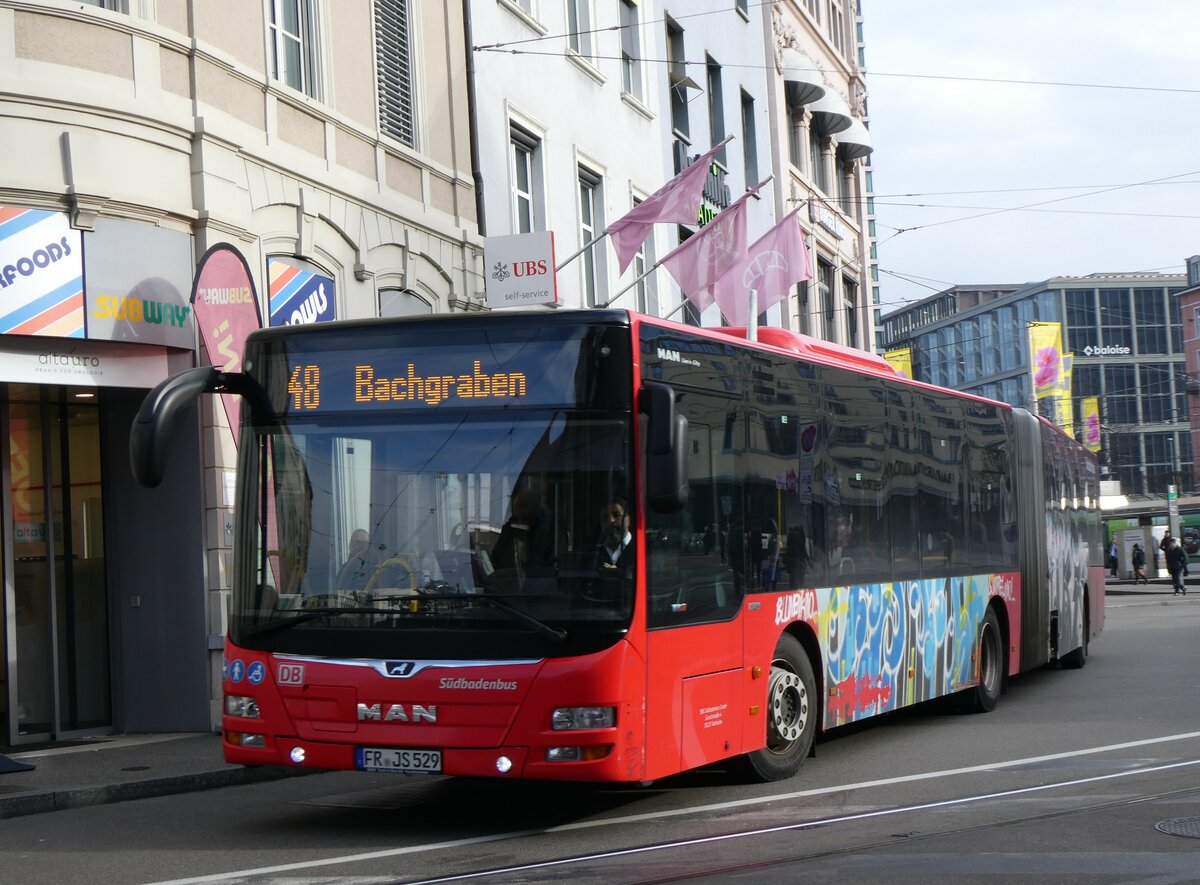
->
xmin=356 ymin=747 xmax=442 ymax=774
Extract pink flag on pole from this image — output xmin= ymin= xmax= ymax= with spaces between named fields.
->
xmin=190 ymin=243 xmax=263 ymax=440
xmin=660 ymin=182 xmax=764 ymax=313
xmin=710 ymin=209 xmax=812 ymax=326
xmin=607 ymin=140 xmax=727 ymax=274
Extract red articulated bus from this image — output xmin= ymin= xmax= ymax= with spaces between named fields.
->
xmin=131 ymin=309 xmax=1103 ymax=783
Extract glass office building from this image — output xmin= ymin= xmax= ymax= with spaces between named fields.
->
xmin=880 ymin=274 xmax=1190 ymax=498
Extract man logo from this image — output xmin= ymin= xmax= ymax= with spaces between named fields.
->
xmin=357 ymin=703 xmax=438 ymax=723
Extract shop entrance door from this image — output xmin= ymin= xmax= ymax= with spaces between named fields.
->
xmin=2 ymin=386 xmax=110 ymax=747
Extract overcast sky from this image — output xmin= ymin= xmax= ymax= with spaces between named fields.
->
xmin=859 ymin=1 xmax=1200 ymax=317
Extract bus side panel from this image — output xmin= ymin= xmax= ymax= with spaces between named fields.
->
xmin=993 ymin=572 xmax=1023 ymax=677
xmin=644 ymin=621 xmax=744 ymax=781
xmin=1088 ymin=565 xmax=1106 ymax=638
xmin=765 ymin=575 xmax=1019 ymax=731
xmin=1013 ymin=410 xmax=1051 ymax=670
xmin=1041 ymin=418 xmax=1101 ymax=659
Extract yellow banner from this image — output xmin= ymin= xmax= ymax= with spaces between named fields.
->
xmin=884 ymin=347 xmax=912 ymax=379
xmin=1028 ymin=322 xmax=1064 ymax=398
xmin=1057 ymin=353 xmax=1073 ymax=436
xmin=1082 ymin=396 xmax=1101 ymax=451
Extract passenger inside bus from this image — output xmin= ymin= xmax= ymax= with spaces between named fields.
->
xmin=489 ymin=485 xmax=556 ymax=593
xmin=334 ymin=528 xmax=377 ymax=591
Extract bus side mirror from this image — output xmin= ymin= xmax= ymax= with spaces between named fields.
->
xmin=130 ymin=366 xmax=226 ymax=488
xmin=641 ymin=382 xmax=688 ymax=513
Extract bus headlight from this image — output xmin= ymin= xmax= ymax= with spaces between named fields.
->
xmin=225 ymin=695 xmax=261 ymax=719
xmin=551 ymin=707 xmax=615 ymax=730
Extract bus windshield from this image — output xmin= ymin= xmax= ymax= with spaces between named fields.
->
xmin=232 ymin=408 xmax=635 ymax=657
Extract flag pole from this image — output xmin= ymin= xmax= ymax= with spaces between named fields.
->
xmin=747 ymin=289 xmax=759 ymax=342
xmin=663 ymin=297 xmax=690 ymax=320
xmin=604 ymin=171 xmax=773 ymax=313
xmin=555 ymin=231 xmax=609 ymax=273
xmin=596 ymin=254 xmax=667 ymax=309
xmin=567 ymin=135 xmax=737 ymax=277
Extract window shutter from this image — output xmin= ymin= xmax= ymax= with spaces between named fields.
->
xmin=375 ymin=0 xmax=415 ymax=147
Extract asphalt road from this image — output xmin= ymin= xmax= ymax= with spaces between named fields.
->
xmin=2 ymin=592 xmax=1198 ymax=885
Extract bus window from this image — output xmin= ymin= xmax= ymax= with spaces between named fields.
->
xmin=916 ymin=392 xmax=967 ymax=577
xmin=645 ymin=388 xmax=741 ymax=628
xmin=886 ymin=387 xmax=921 ymax=580
xmin=822 ymin=368 xmax=888 ymax=583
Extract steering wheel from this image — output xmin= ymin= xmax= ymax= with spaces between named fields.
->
xmin=365 ymin=556 xmax=417 ymax=593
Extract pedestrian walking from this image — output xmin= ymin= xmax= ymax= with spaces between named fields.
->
xmin=1165 ymin=538 xmax=1187 ymax=595
xmin=1131 ymin=543 xmax=1148 ymax=584
xmin=1108 ymin=539 xmax=1119 ymax=577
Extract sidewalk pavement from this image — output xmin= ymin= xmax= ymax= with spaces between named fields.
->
xmin=0 ymin=732 xmax=301 ymax=820
xmin=0 ymin=574 xmax=1191 ymax=821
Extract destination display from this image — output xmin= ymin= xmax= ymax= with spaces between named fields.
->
xmin=270 ymin=334 xmax=588 ymax=414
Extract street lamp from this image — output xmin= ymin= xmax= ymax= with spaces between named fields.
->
xmin=1168 ymin=433 xmax=1181 ymax=540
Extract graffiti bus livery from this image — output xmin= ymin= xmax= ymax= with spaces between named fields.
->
xmin=131 ymin=309 xmax=1103 ymax=783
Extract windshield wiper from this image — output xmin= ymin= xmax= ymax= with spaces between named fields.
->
xmin=240 ymin=597 xmax=567 ymax=643
xmin=239 ymin=608 xmax=380 ymax=637
xmin=471 ymin=596 xmax=567 ymax=642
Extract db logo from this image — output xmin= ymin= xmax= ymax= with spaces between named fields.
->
xmin=278 ymin=664 xmax=305 ymax=686
xmin=512 ymin=260 xmax=548 ymax=278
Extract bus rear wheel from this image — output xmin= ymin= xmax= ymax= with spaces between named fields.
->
xmin=743 ymin=633 xmax=817 ymax=782
xmin=964 ymin=608 xmax=1002 ymax=713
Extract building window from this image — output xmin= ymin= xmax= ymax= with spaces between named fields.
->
xmin=809 ymin=126 xmax=827 ymax=192
xmin=787 ymin=105 xmax=803 ymax=169
xmin=736 ymin=0 xmax=749 ymax=16
xmin=81 ymin=0 xmax=128 ymax=10
xmin=1099 ymin=288 xmax=1133 ymax=352
xmin=706 ymin=57 xmax=726 ymax=166
xmin=1066 ymin=288 xmax=1097 ymax=355
xmin=819 ymin=259 xmax=836 ymax=342
xmin=666 ymin=18 xmax=689 ymax=139
xmin=620 ymin=0 xmax=643 ymax=100
xmin=1140 ymin=364 xmax=1172 ymax=423
xmin=843 ymin=277 xmax=858 ymax=349
xmin=269 ymin=0 xmax=322 ymax=99
xmin=1169 ymin=289 xmax=1183 ymax=354
xmin=826 ymin=0 xmax=846 ymax=55
xmin=510 ymin=124 xmax=544 ymax=233
xmin=631 ymin=197 xmax=656 ymax=314
xmin=375 ymin=0 xmax=416 ymax=148
xmin=578 ymin=166 xmax=605 ymax=307
xmin=740 ymin=90 xmax=757 ymax=185
xmin=567 ymin=0 xmax=593 ymax=59
xmin=805 ymin=0 xmax=821 ymax=24
xmin=1135 ymin=288 xmax=1167 ymax=354
xmin=1105 ymin=365 xmax=1138 ymax=425
xmin=379 ymin=288 xmax=432 ymax=317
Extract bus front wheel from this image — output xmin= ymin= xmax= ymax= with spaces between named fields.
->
xmin=965 ymin=608 xmax=1003 ymax=713
xmin=744 ymin=633 xmax=817 ymax=782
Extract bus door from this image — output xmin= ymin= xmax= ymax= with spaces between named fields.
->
xmin=642 ymin=389 xmax=745 ymax=779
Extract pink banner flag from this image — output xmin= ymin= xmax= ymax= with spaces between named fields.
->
xmin=711 ymin=209 xmax=812 ymax=326
xmin=190 ymin=243 xmax=263 ymax=442
xmin=607 ymin=140 xmax=727 ymax=274
xmin=660 ymin=182 xmax=764 ymax=313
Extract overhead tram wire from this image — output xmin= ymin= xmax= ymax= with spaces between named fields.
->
xmin=472 ymin=0 xmax=780 ymax=51
xmin=472 ymin=45 xmax=1200 ymax=98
